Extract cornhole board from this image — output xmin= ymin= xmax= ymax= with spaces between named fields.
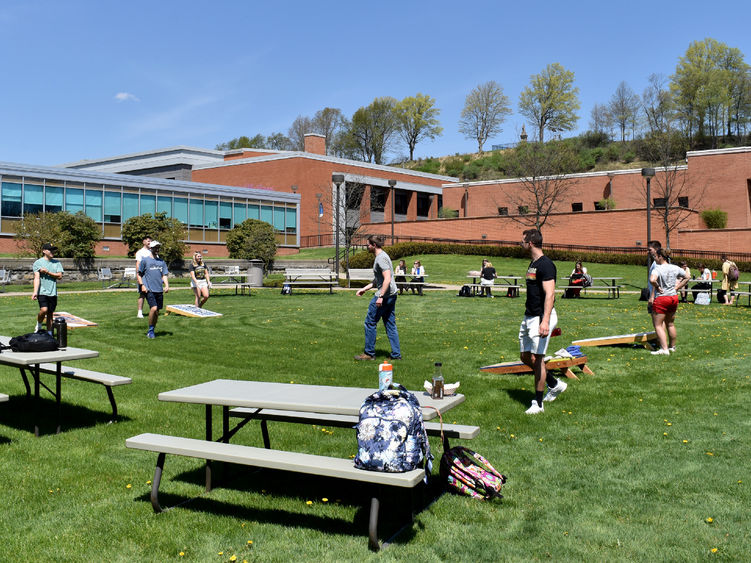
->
xmin=52 ymin=312 xmax=98 ymax=329
xmin=572 ymin=331 xmax=657 ymax=348
xmin=165 ymin=304 xmax=222 ymax=318
xmin=480 ymin=355 xmax=593 ymax=380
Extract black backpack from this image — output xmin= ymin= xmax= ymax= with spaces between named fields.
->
xmin=7 ymin=331 xmax=59 ymax=353
xmin=458 ymin=285 xmax=472 ymax=297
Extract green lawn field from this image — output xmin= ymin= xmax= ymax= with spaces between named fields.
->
xmin=0 ymin=268 xmax=748 ymax=561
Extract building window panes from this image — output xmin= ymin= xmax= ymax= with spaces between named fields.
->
xmin=157 ymin=196 xmax=172 ymax=216
xmin=260 ymin=205 xmax=272 ymax=225
xmin=285 ymin=207 xmax=297 ymax=233
xmin=140 ymin=194 xmax=156 ymax=216
xmin=189 ymin=198 xmax=203 ymax=227
xmin=220 ymin=201 xmax=232 ymax=228
xmin=24 ymin=183 xmax=44 ymax=214
xmin=205 ymin=200 xmax=218 ymax=229
xmin=65 ymin=188 xmax=84 ymax=213
xmin=45 ymin=186 xmax=64 ymax=213
xmin=173 ymin=197 xmax=188 ymax=223
xmin=104 ymin=192 xmax=122 ymax=222
xmin=273 ymin=206 xmax=285 ymax=231
xmin=1 ymin=182 xmax=22 ymax=216
xmin=248 ymin=204 xmax=259 ymax=220
xmin=86 ymin=189 xmax=103 ymax=221
xmin=234 ymin=202 xmax=247 ymax=224
xmin=572 ymin=202 xmax=583 ymax=212
xmin=123 ymin=193 xmax=139 ymax=220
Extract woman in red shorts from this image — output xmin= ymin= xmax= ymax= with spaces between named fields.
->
xmin=649 ymin=248 xmax=690 ymax=356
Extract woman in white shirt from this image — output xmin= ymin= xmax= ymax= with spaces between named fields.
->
xmin=410 ymin=260 xmax=425 ymax=295
xmin=649 ymin=249 xmax=689 ymax=355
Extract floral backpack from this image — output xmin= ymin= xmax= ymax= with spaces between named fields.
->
xmin=354 ymin=384 xmax=432 ymax=476
xmin=440 ymin=446 xmax=506 ymax=500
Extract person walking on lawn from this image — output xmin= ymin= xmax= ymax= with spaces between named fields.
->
xmin=32 ymin=243 xmax=64 ymax=333
xmin=137 ymin=240 xmax=169 ymax=339
xmin=354 ymin=235 xmax=401 ymax=361
xmin=135 ymin=235 xmax=153 ymax=318
xmin=519 ymin=229 xmax=565 ymax=414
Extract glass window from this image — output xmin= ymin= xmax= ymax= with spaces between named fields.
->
xmin=86 ymin=189 xmax=103 ymax=221
xmin=285 ymin=207 xmax=297 ymax=233
xmin=24 ymin=183 xmax=44 ymax=214
xmin=571 ymin=202 xmax=583 ymax=212
xmin=157 ymin=195 xmax=172 ymax=216
xmin=123 ymin=193 xmax=139 ymax=221
xmin=46 ymin=186 xmax=64 ymax=213
xmin=174 ymin=197 xmax=188 ymax=223
xmin=140 ymin=194 xmax=156 ymax=216
xmin=273 ymin=206 xmax=285 ymax=231
xmin=220 ymin=201 xmax=232 ymax=229
xmin=1 ymin=182 xmax=22 ymax=216
xmin=65 ymin=188 xmax=84 ymax=213
xmin=205 ymin=200 xmax=218 ymax=229
xmin=189 ymin=198 xmax=203 ymax=227
xmin=497 ymin=207 xmax=508 ymax=216
xmin=260 ymin=205 xmax=272 ymax=225
xmin=247 ymin=204 xmax=259 ymax=220
xmin=234 ymin=202 xmax=246 ymax=225
xmin=104 ymin=191 xmax=121 ymax=222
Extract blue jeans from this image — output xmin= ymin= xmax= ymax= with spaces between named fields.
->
xmin=364 ymin=293 xmax=401 ymax=358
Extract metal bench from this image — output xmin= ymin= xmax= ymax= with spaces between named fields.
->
xmin=22 ymin=363 xmax=132 ymax=420
xmin=559 ymin=285 xmax=624 ymax=298
xmin=283 ymin=268 xmax=337 ymax=294
xmin=466 ymin=283 xmax=521 ymax=297
xmin=97 ymin=267 xmax=114 ymax=288
xmin=126 ymin=432 xmax=427 ymax=551
xmin=732 ymin=290 xmax=751 ymax=307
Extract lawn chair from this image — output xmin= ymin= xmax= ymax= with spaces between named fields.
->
xmin=98 ymin=267 xmax=114 ymax=289
xmin=0 ymin=269 xmax=10 ymax=292
xmin=123 ymin=267 xmax=137 ymax=288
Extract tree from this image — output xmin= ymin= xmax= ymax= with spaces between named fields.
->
xmin=215 ymin=134 xmax=266 ymax=151
xmin=225 ymin=219 xmax=277 ymax=270
xmin=642 ymin=73 xmax=674 ymax=134
xmin=394 ymin=93 xmax=443 ymax=160
xmin=121 ymin=212 xmax=188 ymax=264
xmin=311 ymin=108 xmax=345 ymax=154
xmin=458 ymin=81 xmax=511 ymax=152
xmin=609 ymin=81 xmax=641 ymax=142
xmin=519 ymin=63 xmax=580 ymax=143
xmin=501 ymin=141 xmax=580 ymax=230
xmin=14 ymin=211 xmax=100 ymax=261
xmin=589 ymin=103 xmax=612 ymax=136
xmin=341 ymin=97 xmax=399 ymax=164
xmin=266 ymin=132 xmax=292 ymax=150
xmin=288 ymin=115 xmax=313 ymax=151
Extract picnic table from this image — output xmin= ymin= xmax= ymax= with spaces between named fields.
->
xmin=0 ymin=336 xmax=101 ymax=435
xmin=732 ymin=280 xmax=751 ymax=306
xmin=467 ymin=272 xmax=522 ymax=297
xmin=560 ymin=276 xmax=623 ymax=298
xmin=128 ymin=379 xmax=473 ymax=550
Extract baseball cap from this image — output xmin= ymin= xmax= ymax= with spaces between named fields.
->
xmin=42 ymin=243 xmax=58 ymax=252
xmin=149 ymin=240 xmax=161 ymax=248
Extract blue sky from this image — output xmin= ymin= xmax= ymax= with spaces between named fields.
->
xmin=1 ymin=0 xmax=749 ymax=166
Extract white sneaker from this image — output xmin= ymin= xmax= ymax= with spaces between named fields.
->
xmin=543 ymin=380 xmax=567 ymax=402
xmin=525 ymin=400 xmax=544 ymax=414
xmin=137 ymin=311 xmax=144 ymax=319
xmin=651 ymin=348 xmax=670 ymax=356
xmin=668 ymin=347 xmax=676 ymax=352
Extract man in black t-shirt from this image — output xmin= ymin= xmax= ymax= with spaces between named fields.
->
xmin=519 ymin=229 xmax=566 ymax=414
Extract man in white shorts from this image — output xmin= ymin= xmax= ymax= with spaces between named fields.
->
xmin=519 ymin=229 xmax=566 ymax=414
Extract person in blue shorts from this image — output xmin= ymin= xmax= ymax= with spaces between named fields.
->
xmin=32 ymin=243 xmax=64 ymax=333
xmin=137 ymin=240 xmax=169 ymax=338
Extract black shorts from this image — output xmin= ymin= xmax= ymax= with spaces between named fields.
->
xmin=145 ymin=291 xmax=164 ymax=310
xmin=137 ymin=286 xmax=148 ymax=298
xmin=38 ymin=294 xmax=58 ymax=312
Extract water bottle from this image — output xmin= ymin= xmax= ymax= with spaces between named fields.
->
xmin=378 ymin=361 xmax=393 ymax=391
xmin=52 ymin=317 xmax=67 ymax=349
xmin=431 ymin=362 xmax=444 ymax=400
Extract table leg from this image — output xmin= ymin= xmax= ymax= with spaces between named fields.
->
xmin=33 ymin=365 xmax=40 ymax=437
xmin=55 ymin=362 xmax=62 ymax=434
xmin=205 ymin=404 xmax=213 ymax=491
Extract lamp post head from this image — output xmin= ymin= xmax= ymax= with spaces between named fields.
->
xmin=387 ymin=179 xmax=397 ymax=188
xmin=291 ymin=185 xmax=298 ymax=193
xmin=315 ymin=193 xmax=322 ymax=200
xmin=641 ymin=168 xmax=655 ymax=178
xmin=332 ymin=173 xmax=344 ymax=185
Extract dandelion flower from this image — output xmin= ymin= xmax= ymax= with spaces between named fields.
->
xmin=683 ymin=440 xmax=688 ymax=444
xmin=247 ymin=540 xmax=253 ymax=545
xmin=306 ymin=500 xmax=313 ymax=505
xmin=126 ymin=484 xmax=132 ymax=489
xmin=230 ymin=556 xmax=237 ymax=561
xmin=706 ymin=517 xmax=713 ymax=523
xmin=322 ymin=498 xmax=328 ymax=502
xmin=539 ymin=438 xmax=543 ymax=442
xmin=179 ymin=552 xmax=185 ymax=557
xmin=711 ymin=548 xmax=718 ymax=553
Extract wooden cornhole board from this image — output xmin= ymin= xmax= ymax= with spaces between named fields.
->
xmin=52 ymin=312 xmax=98 ymax=329
xmin=165 ymin=304 xmax=222 ymax=318
xmin=480 ymin=355 xmax=593 ymax=380
xmin=572 ymin=331 xmax=656 ymax=348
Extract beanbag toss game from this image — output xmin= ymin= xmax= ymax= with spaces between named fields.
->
xmin=165 ymin=304 xmax=222 ymax=318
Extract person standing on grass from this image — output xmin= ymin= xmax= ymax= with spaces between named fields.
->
xmin=519 ymin=229 xmax=565 ymax=414
xmin=718 ymin=255 xmax=738 ymax=305
xmin=135 ymin=236 xmax=153 ymax=318
xmin=649 ymin=248 xmax=690 ymax=355
xmin=32 ymin=243 xmax=64 ymax=333
xmin=137 ymin=240 xmax=169 ymax=339
xmin=190 ymin=251 xmax=211 ymax=308
xmin=354 ymin=235 xmax=401 ymax=361
xmin=646 ymin=240 xmax=662 ymax=315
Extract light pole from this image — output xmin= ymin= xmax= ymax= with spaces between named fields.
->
xmin=315 ymin=192 xmax=322 ymax=247
xmin=388 ymin=179 xmax=396 ymax=245
xmin=332 ymin=174 xmax=344 ymax=276
xmin=642 ymin=168 xmax=655 ymax=263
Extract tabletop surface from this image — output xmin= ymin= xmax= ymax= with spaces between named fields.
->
xmin=158 ymin=379 xmax=465 ymax=419
xmin=0 ymin=336 xmax=99 ymax=366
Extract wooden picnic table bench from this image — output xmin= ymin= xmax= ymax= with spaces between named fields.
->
xmin=559 ymin=277 xmax=623 ymax=298
xmin=0 ymin=392 xmax=8 ymax=402
xmin=284 ymin=268 xmax=337 ymax=294
xmin=480 ymin=355 xmax=594 ymax=379
xmin=466 ymin=273 xmax=521 ymax=297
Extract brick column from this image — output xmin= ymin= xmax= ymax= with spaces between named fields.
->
xmin=406 ymin=191 xmax=417 ymax=221
xmin=359 ymin=185 xmax=372 ymax=224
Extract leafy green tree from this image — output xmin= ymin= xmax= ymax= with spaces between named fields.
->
xmin=14 ymin=211 xmax=100 ymax=260
xmin=642 ymin=73 xmax=674 ymax=134
xmin=394 ymin=93 xmax=443 ymax=160
xmin=215 ymin=134 xmax=266 ymax=151
xmin=519 ymin=63 xmax=580 ymax=143
xmin=225 ymin=219 xmax=277 ymax=270
xmin=341 ymin=97 xmax=399 ymax=164
xmin=266 ymin=132 xmax=292 ymax=150
xmin=458 ymin=81 xmax=512 ymax=153
xmin=121 ymin=212 xmax=187 ymax=264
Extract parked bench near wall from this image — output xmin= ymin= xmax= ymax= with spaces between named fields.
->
xmin=283 ymin=268 xmax=337 ymax=294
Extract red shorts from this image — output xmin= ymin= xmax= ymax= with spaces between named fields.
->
xmin=653 ymin=295 xmax=679 ymax=315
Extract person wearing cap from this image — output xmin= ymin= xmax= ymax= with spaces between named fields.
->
xmin=136 ymin=240 xmax=169 ymax=339
xmin=32 ymin=243 xmax=64 ymax=333
xmin=135 ymin=235 xmax=153 ymax=318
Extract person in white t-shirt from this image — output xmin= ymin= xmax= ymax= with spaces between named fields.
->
xmin=135 ymin=236 xmax=153 ymax=318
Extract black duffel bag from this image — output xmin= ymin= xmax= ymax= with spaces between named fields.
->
xmin=8 ymin=331 xmax=59 ymax=352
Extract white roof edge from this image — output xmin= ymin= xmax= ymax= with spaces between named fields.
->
xmin=686 ymin=146 xmax=751 ymax=157
xmin=61 ymin=145 xmax=226 ymax=168
xmin=337 ymin=172 xmax=442 ymax=195
xmin=442 ymin=165 xmax=688 ymax=188
xmin=193 ymin=151 xmax=459 ymax=182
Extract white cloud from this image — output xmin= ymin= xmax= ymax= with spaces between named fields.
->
xmin=114 ymin=92 xmax=140 ymax=103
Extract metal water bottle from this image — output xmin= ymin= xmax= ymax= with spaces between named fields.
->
xmin=431 ymin=362 xmax=444 ymax=400
xmin=378 ymin=361 xmax=393 ymax=391
xmin=53 ymin=317 xmax=67 ymax=349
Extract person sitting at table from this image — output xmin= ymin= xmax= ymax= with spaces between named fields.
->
xmin=678 ymin=261 xmax=691 ymax=303
xmin=410 ymin=260 xmax=425 ymax=295
xmin=691 ymin=263 xmax=712 ymax=302
xmin=480 ymin=260 xmax=496 ymax=297
xmin=564 ymin=261 xmax=588 ymax=299
xmin=394 ymin=259 xmax=407 ymax=294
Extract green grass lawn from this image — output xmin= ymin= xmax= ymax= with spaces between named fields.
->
xmin=0 ymin=281 xmax=748 ymax=561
